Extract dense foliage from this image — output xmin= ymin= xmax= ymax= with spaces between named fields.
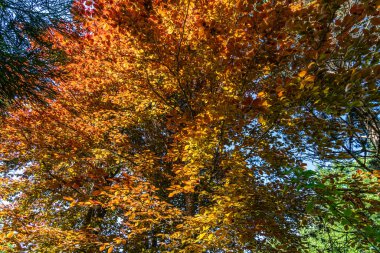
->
xmin=0 ymin=0 xmax=73 ymax=108
xmin=0 ymin=0 xmax=379 ymax=252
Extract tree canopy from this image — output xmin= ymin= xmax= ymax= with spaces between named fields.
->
xmin=0 ymin=0 xmax=73 ymax=108
xmin=0 ymin=0 xmax=379 ymax=252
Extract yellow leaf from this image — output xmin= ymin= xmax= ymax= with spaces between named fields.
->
xmin=298 ymin=70 xmax=307 ymax=78
xmin=263 ymin=66 xmax=271 ymax=74
xmin=257 ymin=91 xmax=265 ymax=98
xmin=183 ymin=185 xmax=194 ymax=192
xmin=305 ymin=75 xmax=315 ymax=82
xmin=167 ymin=26 xmax=175 ymax=34
xmin=99 ymin=244 xmax=106 ymax=251
xmin=168 ymin=191 xmax=177 ymax=198
xmin=262 ymin=100 xmax=271 ymax=107
xmin=108 ymin=246 xmax=114 ymax=253
xmin=290 ymin=3 xmax=302 ymax=12
xmin=308 ymin=62 xmax=316 ymax=69
xmin=258 ymin=115 xmax=266 ymax=126
xmin=6 ymin=231 xmax=14 ymax=238
xmin=222 ymin=86 xmax=232 ymax=92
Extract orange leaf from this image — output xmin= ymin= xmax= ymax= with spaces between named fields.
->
xmin=298 ymin=70 xmax=307 ymax=78
xmin=6 ymin=231 xmax=14 ymax=238
xmin=63 ymin=196 xmax=74 ymax=202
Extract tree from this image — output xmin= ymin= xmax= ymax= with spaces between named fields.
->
xmin=299 ymin=164 xmax=379 ymax=252
xmin=0 ymin=0 xmax=378 ymax=252
xmin=0 ymin=0 xmax=73 ymax=109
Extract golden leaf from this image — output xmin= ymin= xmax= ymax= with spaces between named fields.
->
xmin=298 ymin=70 xmax=307 ymax=78
xmin=305 ymin=75 xmax=315 ymax=82
xmin=258 ymin=115 xmax=266 ymax=126
xmin=262 ymin=100 xmax=271 ymax=107
xmin=6 ymin=231 xmax=14 ymax=238
xmin=263 ymin=66 xmax=271 ymax=74
xmin=257 ymin=91 xmax=265 ymax=98
xmin=99 ymin=244 xmax=106 ymax=251
xmin=168 ymin=191 xmax=177 ymax=198
xmin=63 ymin=196 xmax=74 ymax=202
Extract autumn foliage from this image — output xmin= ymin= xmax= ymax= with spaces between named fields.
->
xmin=0 ymin=0 xmax=379 ymax=252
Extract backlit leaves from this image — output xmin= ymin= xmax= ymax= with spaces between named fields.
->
xmin=0 ymin=0 xmax=379 ymax=252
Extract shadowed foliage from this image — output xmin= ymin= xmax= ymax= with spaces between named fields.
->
xmin=0 ymin=0 xmax=73 ymax=109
